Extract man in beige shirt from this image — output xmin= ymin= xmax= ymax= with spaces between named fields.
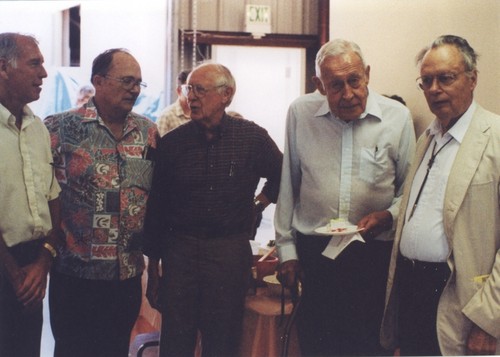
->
xmin=0 ymin=32 xmax=62 ymax=357
xmin=156 ymin=69 xmax=191 ymax=136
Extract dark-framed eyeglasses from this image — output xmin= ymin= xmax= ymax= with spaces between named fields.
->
xmin=104 ymin=75 xmax=147 ymax=90
xmin=416 ymin=72 xmax=466 ymax=91
xmin=180 ymin=84 xmax=226 ymax=98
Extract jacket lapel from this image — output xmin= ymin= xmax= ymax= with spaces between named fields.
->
xmin=443 ymin=106 xmax=491 ymax=239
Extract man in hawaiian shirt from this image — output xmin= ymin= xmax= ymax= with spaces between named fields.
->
xmin=44 ymin=48 xmax=158 ymax=357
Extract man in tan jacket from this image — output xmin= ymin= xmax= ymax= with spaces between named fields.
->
xmin=381 ymin=35 xmax=499 ymax=355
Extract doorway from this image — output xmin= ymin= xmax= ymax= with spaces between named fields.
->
xmin=212 ymin=45 xmax=306 ymax=244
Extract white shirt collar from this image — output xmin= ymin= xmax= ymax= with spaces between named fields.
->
xmin=426 ymin=101 xmax=476 ymax=144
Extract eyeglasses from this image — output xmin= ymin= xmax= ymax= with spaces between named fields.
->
xmin=181 ymin=84 xmax=226 ymax=98
xmin=104 ymin=75 xmax=147 ymax=89
xmin=325 ymin=76 xmax=364 ymax=94
xmin=416 ymin=72 xmax=466 ymax=90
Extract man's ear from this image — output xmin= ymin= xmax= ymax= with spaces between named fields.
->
xmin=92 ymin=74 xmax=104 ymax=88
xmin=313 ymin=76 xmax=326 ymax=95
xmin=364 ymin=65 xmax=371 ymax=85
xmin=221 ymin=86 xmax=234 ymax=105
xmin=0 ymin=58 xmax=10 ymax=79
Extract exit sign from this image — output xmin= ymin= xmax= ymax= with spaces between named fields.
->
xmin=245 ymin=4 xmax=271 ymax=38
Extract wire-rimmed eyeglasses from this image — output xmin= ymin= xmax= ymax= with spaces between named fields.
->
xmin=416 ymin=71 xmax=467 ymax=91
xmin=105 ymin=75 xmax=147 ymax=90
xmin=325 ymin=76 xmax=364 ymax=94
xmin=181 ymin=84 xmax=226 ymax=98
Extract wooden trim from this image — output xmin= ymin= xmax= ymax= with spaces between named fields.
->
xmin=181 ymin=30 xmax=319 ymax=49
xmin=180 ymin=30 xmax=320 ymax=92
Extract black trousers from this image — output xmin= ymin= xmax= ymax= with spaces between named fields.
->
xmin=49 ymin=271 xmax=142 ymax=357
xmin=397 ymin=255 xmax=450 ymax=356
xmin=159 ymin=232 xmax=252 ymax=357
xmin=0 ymin=240 xmax=43 ymax=357
xmin=296 ymin=233 xmax=393 ymax=356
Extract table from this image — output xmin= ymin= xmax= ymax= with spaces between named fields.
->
xmin=239 ymin=288 xmax=301 ymax=357
xmin=131 ymin=260 xmax=300 ymax=357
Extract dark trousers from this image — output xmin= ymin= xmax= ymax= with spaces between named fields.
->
xmin=296 ymin=233 xmax=393 ymax=356
xmin=49 ymin=270 xmax=142 ymax=357
xmin=159 ymin=233 xmax=252 ymax=357
xmin=0 ymin=240 xmax=43 ymax=357
xmin=397 ymin=256 xmax=450 ymax=356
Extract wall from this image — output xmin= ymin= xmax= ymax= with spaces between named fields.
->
xmin=330 ymin=0 xmax=500 ymax=136
xmin=0 ymin=0 xmax=167 ymax=120
xmin=178 ymin=0 xmax=318 ymax=35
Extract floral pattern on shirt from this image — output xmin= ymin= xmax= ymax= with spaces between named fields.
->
xmin=45 ymin=100 xmax=158 ymax=280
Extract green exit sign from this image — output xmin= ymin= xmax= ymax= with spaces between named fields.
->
xmin=246 ymin=4 xmax=271 ymax=24
xmin=245 ymin=4 xmax=271 ymax=37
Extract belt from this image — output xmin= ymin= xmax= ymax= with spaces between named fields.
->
xmin=398 ymin=255 xmax=448 ymax=273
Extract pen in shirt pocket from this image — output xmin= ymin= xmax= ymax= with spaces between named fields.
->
xmin=374 ymin=145 xmax=378 ymax=159
xmin=142 ymin=145 xmax=150 ymax=160
xmin=229 ymin=161 xmax=236 ymax=177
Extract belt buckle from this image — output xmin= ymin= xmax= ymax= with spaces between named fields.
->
xmin=409 ymin=258 xmax=416 ymax=269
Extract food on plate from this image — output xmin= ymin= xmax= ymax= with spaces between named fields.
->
xmin=327 ymin=218 xmax=351 ymax=233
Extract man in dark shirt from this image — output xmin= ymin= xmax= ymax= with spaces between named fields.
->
xmin=144 ymin=63 xmax=283 ymax=357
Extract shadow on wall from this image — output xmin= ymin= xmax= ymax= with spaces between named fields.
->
xmin=34 ymin=67 xmax=163 ymax=122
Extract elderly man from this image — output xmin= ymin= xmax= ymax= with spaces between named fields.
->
xmin=44 ymin=48 xmax=158 ymax=357
xmin=0 ymin=32 xmax=61 ymax=357
xmin=275 ymin=39 xmax=416 ymax=356
xmin=144 ymin=63 xmax=283 ymax=357
xmin=381 ymin=35 xmax=500 ymax=356
xmin=156 ymin=69 xmax=191 ymax=136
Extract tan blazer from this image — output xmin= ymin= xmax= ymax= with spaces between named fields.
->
xmin=380 ymin=104 xmax=500 ymax=355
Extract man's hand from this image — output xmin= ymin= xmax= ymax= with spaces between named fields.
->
xmin=277 ymin=259 xmax=303 ymax=289
xmin=16 ymin=258 xmax=50 ymax=309
xmin=466 ymin=324 xmax=497 ymax=355
xmin=357 ymin=210 xmax=393 ymax=241
xmin=146 ymin=258 xmax=162 ymax=312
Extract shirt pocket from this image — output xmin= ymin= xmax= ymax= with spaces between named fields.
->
xmin=359 ymin=146 xmax=388 ymax=185
xmin=123 ymin=158 xmax=154 ymax=191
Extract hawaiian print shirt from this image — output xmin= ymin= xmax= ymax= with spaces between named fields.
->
xmin=44 ymin=99 xmax=158 ymax=280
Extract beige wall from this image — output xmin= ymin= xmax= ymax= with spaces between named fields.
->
xmin=330 ymin=0 xmax=500 ymax=136
xmin=178 ymin=0 xmax=318 ymax=35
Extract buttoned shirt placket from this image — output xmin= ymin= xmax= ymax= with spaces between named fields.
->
xmin=339 ymin=121 xmax=353 ymax=220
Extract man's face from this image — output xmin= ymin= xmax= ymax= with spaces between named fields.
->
xmin=419 ymin=45 xmax=477 ymax=125
xmin=3 ymin=36 xmax=47 ymax=106
xmin=314 ymin=51 xmax=370 ymax=121
xmin=95 ymin=52 xmax=143 ymax=115
xmin=185 ymin=65 xmax=231 ymax=126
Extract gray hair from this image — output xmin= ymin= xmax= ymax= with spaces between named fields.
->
xmin=315 ymin=39 xmax=367 ymax=77
xmin=416 ymin=35 xmax=478 ymax=72
xmin=194 ymin=62 xmax=236 ymax=106
xmin=0 ymin=32 xmax=38 ymax=68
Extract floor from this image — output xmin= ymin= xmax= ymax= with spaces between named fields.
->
xmin=39 ymin=214 xmax=275 ymax=357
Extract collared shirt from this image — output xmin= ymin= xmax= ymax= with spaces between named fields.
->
xmin=0 ymin=104 xmax=61 ymax=247
xmin=156 ymin=99 xmax=190 ymax=137
xmin=143 ymin=114 xmax=283 ymax=259
xmin=44 ymin=99 xmax=158 ymax=280
xmin=400 ymin=102 xmax=476 ymax=262
xmin=275 ymin=90 xmax=416 ymax=262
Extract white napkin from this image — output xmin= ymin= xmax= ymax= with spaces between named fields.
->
xmin=321 ymin=232 xmax=365 ymax=260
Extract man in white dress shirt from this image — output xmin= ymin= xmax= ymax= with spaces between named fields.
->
xmin=381 ymin=35 xmax=500 ymax=356
xmin=275 ymin=39 xmax=416 ymax=356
